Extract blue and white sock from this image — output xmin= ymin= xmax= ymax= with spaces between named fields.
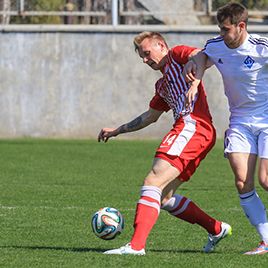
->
xmin=240 ymin=189 xmax=268 ymax=243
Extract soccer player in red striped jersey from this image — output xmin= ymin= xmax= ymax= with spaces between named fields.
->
xmin=98 ymin=32 xmax=231 ymax=255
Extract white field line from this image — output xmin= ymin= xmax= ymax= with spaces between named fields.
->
xmin=0 ymin=205 xmax=136 ymax=211
xmin=0 ymin=205 xmax=242 ymax=212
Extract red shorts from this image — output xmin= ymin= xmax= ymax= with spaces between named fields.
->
xmin=155 ymin=114 xmax=216 ymax=181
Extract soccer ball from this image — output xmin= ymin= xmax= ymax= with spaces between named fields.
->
xmin=91 ymin=207 xmax=124 ymax=240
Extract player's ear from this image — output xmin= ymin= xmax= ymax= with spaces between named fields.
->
xmin=238 ymin=21 xmax=246 ymax=31
xmin=158 ymin=41 xmax=166 ymax=51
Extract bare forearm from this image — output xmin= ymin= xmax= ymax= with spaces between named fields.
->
xmin=98 ymin=108 xmax=163 ymax=143
xmin=191 ymin=51 xmax=207 ymax=81
xmin=117 ymin=112 xmax=153 ymax=134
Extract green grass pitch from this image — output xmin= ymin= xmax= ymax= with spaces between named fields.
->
xmin=0 ymin=139 xmax=267 ymax=267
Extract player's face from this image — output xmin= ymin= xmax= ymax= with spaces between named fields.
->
xmin=138 ymin=38 xmax=167 ymax=70
xmin=218 ymin=18 xmax=246 ymax=49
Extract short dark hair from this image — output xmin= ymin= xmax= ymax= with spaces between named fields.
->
xmin=217 ymin=2 xmax=248 ymax=25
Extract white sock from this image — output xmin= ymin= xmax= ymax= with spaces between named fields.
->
xmin=256 ymin=223 xmax=268 ymax=244
xmin=138 ymin=186 xmax=162 ymax=214
xmin=161 ymin=194 xmax=184 ymax=211
xmin=240 ymin=189 xmax=268 ymax=242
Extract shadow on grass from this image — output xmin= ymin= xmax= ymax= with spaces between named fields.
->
xmin=0 ymin=245 xmax=219 ymax=254
xmin=0 ymin=245 xmax=104 ymax=253
xmin=150 ymin=248 xmax=203 ymax=254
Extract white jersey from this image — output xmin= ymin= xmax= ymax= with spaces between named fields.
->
xmin=204 ymin=34 xmax=268 ymax=120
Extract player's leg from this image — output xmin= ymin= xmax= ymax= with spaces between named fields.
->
xmin=162 ymin=164 xmax=223 ymax=233
xmin=161 ymin=162 xmax=231 ymax=253
xmin=158 ymin=115 xmax=231 ymax=252
xmin=228 ymin=152 xmax=256 ymax=193
xmin=103 ymin=158 xmax=180 ymax=255
xmin=258 ymin=128 xmax=268 ymax=191
xmin=162 ymin=183 xmax=222 ymax=236
xmin=259 ymin=158 xmax=268 ymax=191
xmin=224 ymin=123 xmax=268 ymax=254
xmin=248 ymin=130 xmax=268 ymax=254
xmin=129 ymin=158 xmax=181 ymax=251
xmin=228 ymin=152 xmax=268 ymax=254
xmin=256 ymin=159 xmax=268 ymax=251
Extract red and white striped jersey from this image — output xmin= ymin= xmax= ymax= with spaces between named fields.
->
xmin=150 ymin=45 xmax=212 ymax=123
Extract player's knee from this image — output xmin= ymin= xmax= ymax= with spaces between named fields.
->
xmin=235 ymin=180 xmax=244 ymax=192
xmin=143 ymin=176 xmax=155 ymax=186
xmin=235 ymin=178 xmax=254 ymax=193
xmin=143 ymin=169 xmax=163 ymax=188
xmin=161 ymin=195 xmax=171 ymax=206
xmin=259 ymin=175 xmax=268 ymax=191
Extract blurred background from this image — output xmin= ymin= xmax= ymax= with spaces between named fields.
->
xmin=0 ymin=0 xmax=267 ymax=139
xmin=1 ymin=0 xmax=268 ymax=25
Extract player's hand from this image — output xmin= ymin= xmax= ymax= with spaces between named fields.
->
xmin=185 ymin=85 xmax=198 ymax=111
xmin=98 ymin=128 xmax=118 ymax=143
xmin=183 ymin=60 xmax=197 ymax=83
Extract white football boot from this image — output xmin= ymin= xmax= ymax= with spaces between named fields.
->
xmin=244 ymin=241 xmax=268 ymax=255
xmin=103 ymin=243 xmax=145 ymax=255
xmin=203 ymin=222 xmax=232 ymax=253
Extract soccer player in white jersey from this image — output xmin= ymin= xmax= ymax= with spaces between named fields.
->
xmin=184 ymin=2 xmax=268 ymax=255
xmin=98 ymin=31 xmax=231 ymax=255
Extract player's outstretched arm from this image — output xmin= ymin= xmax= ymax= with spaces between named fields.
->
xmin=185 ymin=82 xmax=199 ymax=111
xmin=98 ymin=108 xmax=163 ymax=143
xmin=184 ymin=51 xmax=208 ymax=83
xmin=184 ymin=51 xmax=212 ymax=111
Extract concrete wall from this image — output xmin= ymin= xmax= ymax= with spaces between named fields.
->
xmin=1 ymin=25 xmax=266 ymax=139
xmin=139 ymin=0 xmax=201 ymax=25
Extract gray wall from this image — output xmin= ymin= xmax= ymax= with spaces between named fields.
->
xmin=1 ymin=26 xmax=265 ymax=139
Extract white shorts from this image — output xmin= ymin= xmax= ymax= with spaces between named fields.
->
xmin=224 ymin=121 xmax=268 ymax=158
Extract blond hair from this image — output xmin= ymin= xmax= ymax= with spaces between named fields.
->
xmin=133 ymin=31 xmax=168 ymax=51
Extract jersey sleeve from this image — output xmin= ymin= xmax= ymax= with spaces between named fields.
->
xmin=171 ymin=45 xmax=197 ymax=65
xmin=149 ymin=94 xmax=170 ymax=112
xmin=251 ymin=34 xmax=268 ymax=61
xmin=203 ymin=36 xmax=222 ymax=57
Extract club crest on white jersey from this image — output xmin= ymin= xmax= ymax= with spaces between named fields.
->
xmin=244 ymin=56 xmax=255 ymax=69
